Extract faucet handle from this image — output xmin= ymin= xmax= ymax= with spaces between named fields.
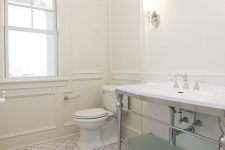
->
xmin=194 ymin=80 xmax=205 ymax=91
xmin=170 ymin=77 xmax=179 ymax=88
xmin=194 ymin=81 xmax=200 ymax=91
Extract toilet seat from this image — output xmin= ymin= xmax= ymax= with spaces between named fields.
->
xmin=74 ymin=108 xmax=108 ymax=119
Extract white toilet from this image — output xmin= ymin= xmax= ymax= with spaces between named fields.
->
xmin=73 ymin=85 xmax=128 ymax=150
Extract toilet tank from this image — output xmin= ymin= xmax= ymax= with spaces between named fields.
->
xmin=102 ymin=85 xmax=128 ymax=113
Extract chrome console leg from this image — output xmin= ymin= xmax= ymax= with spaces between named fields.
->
xmin=116 ymin=93 xmax=123 ymax=150
xmin=169 ymin=107 xmax=176 ymax=146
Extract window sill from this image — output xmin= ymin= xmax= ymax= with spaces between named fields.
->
xmin=0 ymin=77 xmax=69 ymax=90
xmin=0 ymin=77 xmax=68 ymax=83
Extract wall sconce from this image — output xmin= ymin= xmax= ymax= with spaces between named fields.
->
xmin=144 ymin=0 xmax=160 ymax=27
xmin=146 ymin=10 xmax=160 ymax=27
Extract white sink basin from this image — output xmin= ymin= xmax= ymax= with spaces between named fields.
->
xmin=116 ymin=82 xmax=225 ymax=111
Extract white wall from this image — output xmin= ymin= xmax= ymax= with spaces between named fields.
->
xmin=109 ymin=0 xmax=141 ymax=74
xmin=0 ymin=0 xmax=108 ymax=149
xmin=146 ymin=0 xmax=225 ymax=75
xmin=70 ymin=0 xmax=106 ymax=74
xmin=109 ymin=0 xmax=225 ymax=150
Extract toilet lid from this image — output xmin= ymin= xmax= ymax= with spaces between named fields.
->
xmin=74 ymin=108 xmax=108 ymax=119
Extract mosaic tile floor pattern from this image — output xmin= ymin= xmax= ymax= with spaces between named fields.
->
xmin=15 ymin=134 xmax=128 ymax=150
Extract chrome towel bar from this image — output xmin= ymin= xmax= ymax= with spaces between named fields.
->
xmin=64 ymin=95 xmax=80 ymax=101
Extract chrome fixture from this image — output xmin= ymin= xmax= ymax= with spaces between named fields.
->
xmin=146 ymin=11 xmax=160 ymax=27
xmin=178 ymin=109 xmax=189 ymax=124
xmin=171 ymin=73 xmax=189 ymax=89
xmin=64 ymin=95 xmax=80 ymax=101
xmin=0 ymin=91 xmax=6 ymax=103
xmin=144 ymin=0 xmax=160 ymax=28
xmin=172 ymin=74 xmax=204 ymax=91
xmin=169 ymin=107 xmax=194 ymax=145
xmin=179 ymin=116 xmax=189 ymax=123
xmin=219 ymin=117 xmax=225 ymax=150
xmin=170 ymin=77 xmax=179 ymax=88
xmin=119 ymin=107 xmax=219 ymax=146
xmin=169 ymin=107 xmax=176 ymax=145
xmin=194 ymin=80 xmax=205 ymax=91
xmin=219 ymin=135 xmax=225 ymax=150
xmin=194 ymin=81 xmax=200 ymax=91
xmin=116 ymin=93 xmax=123 ymax=150
xmin=177 ymin=73 xmax=189 ymax=89
xmin=194 ymin=120 xmax=202 ymax=127
xmin=191 ymin=112 xmax=203 ymax=133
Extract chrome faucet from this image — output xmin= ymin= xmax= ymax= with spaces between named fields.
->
xmin=194 ymin=81 xmax=200 ymax=91
xmin=177 ymin=73 xmax=189 ymax=89
xmin=193 ymin=80 xmax=205 ymax=91
xmin=170 ymin=77 xmax=179 ymax=88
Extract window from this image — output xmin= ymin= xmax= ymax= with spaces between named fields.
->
xmin=5 ymin=0 xmax=57 ymax=78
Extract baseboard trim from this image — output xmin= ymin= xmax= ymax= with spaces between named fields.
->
xmin=122 ymin=125 xmax=141 ymax=138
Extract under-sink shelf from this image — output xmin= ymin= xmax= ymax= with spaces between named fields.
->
xmin=125 ymin=133 xmax=185 ymax=150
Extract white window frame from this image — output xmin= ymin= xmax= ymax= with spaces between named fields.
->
xmin=4 ymin=0 xmax=58 ymax=79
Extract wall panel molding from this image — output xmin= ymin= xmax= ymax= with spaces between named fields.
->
xmin=146 ymin=71 xmax=225 ymax=77
xmin=109 ymin=70 xmax=141 ymax=74
xmin=71 ymin=71 xmax=104 ymax=74
xmin=70 ymin=72 xmax=105 ymax=81
xmin=71 ymin=77 xmax=104 ymax=81
xmin=110 ymin=77 xmax=141 ymax=83
xmin=5 ymin=92 xmax=57 ymax=99
xmin=0 ymin=93 xmax=57 ymax=140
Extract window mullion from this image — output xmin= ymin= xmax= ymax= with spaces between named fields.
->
xmin=4 ymin=0 xmax=9 ymax=78
xmin=6 ymin=26 xmax=55 ymax=34
xmin=4 ymin=0 xmax=8 ymax=27
xmin=7 ymin=2 xmax=54 ymax=12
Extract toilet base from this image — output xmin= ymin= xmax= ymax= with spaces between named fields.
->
xmin=77 ymin=128 xmax=101 ymax=150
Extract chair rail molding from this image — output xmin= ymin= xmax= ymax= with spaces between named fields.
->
xmin=71 ymin=71 xmax=105 ymax=74
xmin=145 ymin=71 xmax=225 ymax=77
